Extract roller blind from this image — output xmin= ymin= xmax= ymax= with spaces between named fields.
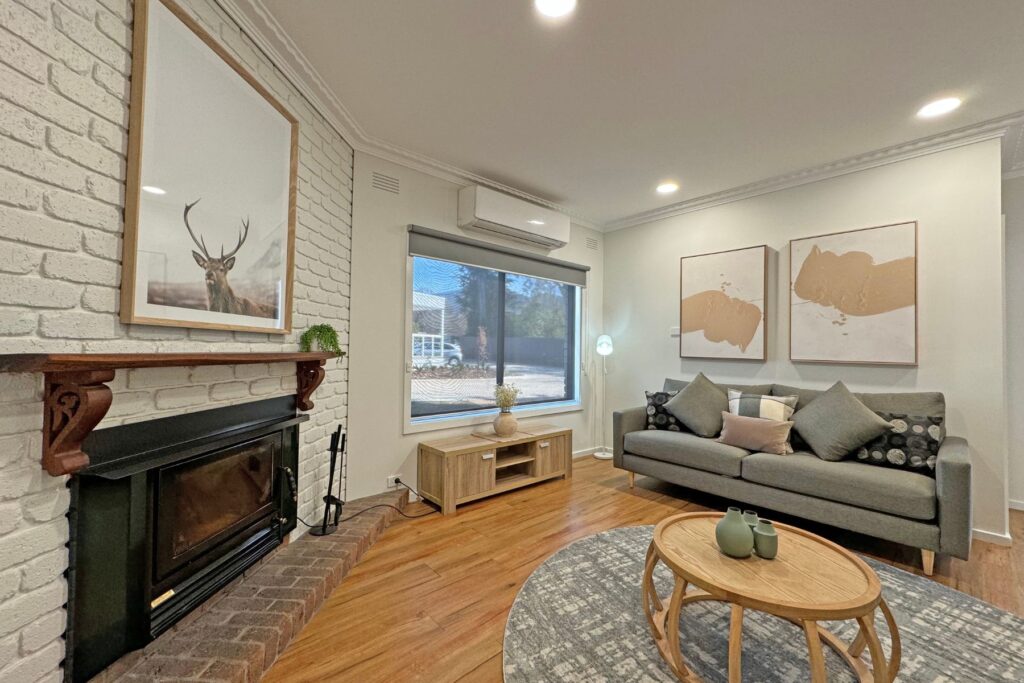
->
xmin=407 ymin=225 xmax=589 ymax=287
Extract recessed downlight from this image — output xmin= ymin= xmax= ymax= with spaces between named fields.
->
xmin=534 ymin=0 xmax=577 ymax=19
xmin=656 ymin=182 xmax=679 ymax=195
xmin=917 ymin=97 xmax=962 ymax=119
xmin=528 ymin=219 xmax=546 ymax=225
xmin=141 ymin=186 xmax=167 ymax=195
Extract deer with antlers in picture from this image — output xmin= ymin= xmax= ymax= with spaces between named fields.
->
xmin=184 ymin=199 xmax=274 ymax=318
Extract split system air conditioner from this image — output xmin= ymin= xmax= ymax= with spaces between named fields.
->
xmin=457 ymin=185 xmax=570 ymax=249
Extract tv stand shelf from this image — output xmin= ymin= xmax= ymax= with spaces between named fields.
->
xmin=417 ymin=424 xmax=572 ymax=515
xmin=496 ymin=453 xmax=535 ymax=469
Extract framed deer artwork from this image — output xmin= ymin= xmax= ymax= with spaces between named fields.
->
xmin=120 ymin=0 xmax=298 ymax=333
xmin=789 ymin=221 xmax=918 ymax=365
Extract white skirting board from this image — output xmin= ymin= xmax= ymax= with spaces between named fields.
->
xmin=573 ymin=447 xmax=602 ymax=459
xmin=1010 ymin=499 xmax=1024 ymax=511
xmin=972 ymin=527 xmax=1013 ymax=546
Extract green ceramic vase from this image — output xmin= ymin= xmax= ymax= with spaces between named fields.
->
xmin=742 ymin=510 xmax=759 ymax=529
xmin=715 ymin=507 xmax=754 ymax=558
xmin=753 ymin=519 xmax=778 ymax=560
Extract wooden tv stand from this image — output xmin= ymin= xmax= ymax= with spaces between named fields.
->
xmin=417 ymin=424 xmax=572 ymax=514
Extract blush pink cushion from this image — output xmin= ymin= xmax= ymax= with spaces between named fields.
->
xmin=717 ymin=412 xmax=794 ymax=455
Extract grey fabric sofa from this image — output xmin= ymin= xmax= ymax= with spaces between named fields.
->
xmin=613 ymin=378 xmax=972 ymax=575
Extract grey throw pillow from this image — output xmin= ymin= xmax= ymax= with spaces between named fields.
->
xmin=665 ymin=372 xmax=728 ymax=437
xmin=793 ymin=382 xmax=892 ymax=461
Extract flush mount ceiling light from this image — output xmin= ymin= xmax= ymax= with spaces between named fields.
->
xmin=917 ymin=97 xmax=962 ymax=119
xmin=534 ymin=0 xmax=577 ymax=19
xmin=528 ymin=219 xmax=546 ymax=225
xmin=656 ymin=182 xmax=679 ymax=195
xmin=141 ymin=186 xmax=166 ymax=195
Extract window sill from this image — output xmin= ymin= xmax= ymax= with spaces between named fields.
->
xmin=404 ymin=401 xmax=582 ymax=435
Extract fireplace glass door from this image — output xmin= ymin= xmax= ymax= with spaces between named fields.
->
xmin=154 ymin=433 xmax=280 ymax=586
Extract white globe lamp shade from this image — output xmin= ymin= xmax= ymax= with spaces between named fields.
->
xmin=596 ymin=335 xmax=614 ymax=356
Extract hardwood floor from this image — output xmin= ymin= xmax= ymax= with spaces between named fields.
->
xmin=264 ymin=457 xmax=1022 ymax=682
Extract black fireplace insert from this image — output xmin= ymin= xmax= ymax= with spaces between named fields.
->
xmin=65 ymin=396 xmax=306 ymax=683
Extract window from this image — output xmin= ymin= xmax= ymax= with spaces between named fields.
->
xmin=410 ymin=255 xmax=580 ymax=421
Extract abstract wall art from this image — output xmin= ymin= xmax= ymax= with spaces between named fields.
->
xmin=790 ymin=222 xmax=917 ymax=365
xmin=679 ymin=245 xmax=768 ymax=360
xmin=120 ymin=0 xmax=298 ymax=333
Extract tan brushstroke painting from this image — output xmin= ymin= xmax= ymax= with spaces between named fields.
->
xmin=680 ymin=245 xmax=767 ymax=360
xmin=790 ymin=222 xmax=917 ymax=365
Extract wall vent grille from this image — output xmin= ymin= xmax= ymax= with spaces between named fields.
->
xmin=585 ymin=237 xmax=600 ymax=251
xmin=371 ymin=172 xmax=400 ymax=194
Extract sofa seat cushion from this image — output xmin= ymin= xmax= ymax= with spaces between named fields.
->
xmin=742 ymin=452 xmax=936 ymax=520
xmin=624 ymin=430 xmax=750 ymax=477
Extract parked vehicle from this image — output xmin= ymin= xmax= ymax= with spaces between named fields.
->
xmin=443 ymin=342 xmax=463 ymax=366
xmin=412 ymin=335 xmax=463 ymax=367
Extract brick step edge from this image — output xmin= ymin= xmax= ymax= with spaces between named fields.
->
xmin=95 ymin=489 xmax=410 ymax=683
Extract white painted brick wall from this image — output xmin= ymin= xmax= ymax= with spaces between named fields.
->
xmin=0 ymin=1 xmax=354 ymax=680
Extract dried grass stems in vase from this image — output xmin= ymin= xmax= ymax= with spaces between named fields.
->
xmin=493 ymin=384 xmax=520 ymax=437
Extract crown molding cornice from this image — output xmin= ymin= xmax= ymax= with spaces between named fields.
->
xmin=604 ymin=113 xmax=1024 ymax=231
xmin=215 ymin=0 xmax=1020 ymax=234
xmin=214 ymin=0 xmax=600 ymax=230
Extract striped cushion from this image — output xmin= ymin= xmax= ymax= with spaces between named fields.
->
xmin=728 ymin=390 xmax=797 ymax=422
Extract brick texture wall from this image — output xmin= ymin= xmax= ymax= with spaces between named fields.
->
xmin=0 ymin=1 xmax=354 ymax=680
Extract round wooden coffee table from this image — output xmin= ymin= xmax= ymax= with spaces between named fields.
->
xmin=642 ymin=512 xmax=900 ymax=682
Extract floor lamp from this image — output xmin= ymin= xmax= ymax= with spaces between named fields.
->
xmin=593 ymin=334 xmax=614 ymax=460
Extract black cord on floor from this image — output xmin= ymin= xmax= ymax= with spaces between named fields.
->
xmin=340 ymin=502 xmax=438 ymax=522
xmin=395 ymin=479 xmax=419 ymax=499
xmin=295 ymin=479 xmax=438 ymax=529
xmin=294 ymin=512 xmax=323 ymax=528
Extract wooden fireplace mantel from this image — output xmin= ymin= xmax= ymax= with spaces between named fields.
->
xmin=0 ymin=352 xmax=337 ymax=477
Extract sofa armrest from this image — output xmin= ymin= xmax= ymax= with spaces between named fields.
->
xmin=612 ymin=406 xmax=647 ymax=467
xmin=935 ymin=436 xmax=972 ymax=559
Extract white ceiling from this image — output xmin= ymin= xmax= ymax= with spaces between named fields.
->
xmin=258 ymin=0 xmax=1024 ymax=226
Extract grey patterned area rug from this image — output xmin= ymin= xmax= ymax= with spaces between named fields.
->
xmin=503 ymin=526 xmax=1024 ymax=682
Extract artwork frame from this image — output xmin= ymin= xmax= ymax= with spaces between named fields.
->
xmin=679 ymin=245 xmax=768 ymax=361
xmin=120 ymin=0 xmax=298 ymax=334
xmin=789 ymin=221 xmax=918 ymax=366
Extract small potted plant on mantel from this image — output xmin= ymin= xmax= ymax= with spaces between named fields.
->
xmin=299 ymin=323 xmax=345 ymax=358
xmin=493 ymin=383 xmax=520 ymax=437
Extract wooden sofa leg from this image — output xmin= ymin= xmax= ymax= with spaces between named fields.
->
xmin=628 ymin=471 xmax=635 ymax=489
xmin=921 ymin=549 xmax=935 ymax=576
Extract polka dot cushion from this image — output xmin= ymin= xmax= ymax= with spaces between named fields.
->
xmin=645 ymin=391 xmax=682 ymax=431
xmin=855 ymin=412 xmax=944 ymax=476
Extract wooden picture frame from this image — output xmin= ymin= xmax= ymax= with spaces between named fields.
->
xmin=679 ymin=245 xmax=768 ymax=361
xmin=789 ymin=221 xmax=918 ymax=365
xmin=121 ymin=0 xmax=298 ymax=334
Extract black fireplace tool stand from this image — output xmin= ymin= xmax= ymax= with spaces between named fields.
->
xmin=309 ymin=426 xmax=345 ymax=536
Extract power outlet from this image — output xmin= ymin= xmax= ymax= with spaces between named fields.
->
xmin=386 ymin=475 xmax=400 ymax=489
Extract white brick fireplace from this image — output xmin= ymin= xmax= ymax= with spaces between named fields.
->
xmin=0 ymin=1 xmax=354 ymax=680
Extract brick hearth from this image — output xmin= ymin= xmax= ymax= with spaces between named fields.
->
xmin=90 ymin=490 xmax=409 ymax=683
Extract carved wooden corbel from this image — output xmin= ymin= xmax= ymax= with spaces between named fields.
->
xmin=0 ymin=352 xmax=336 ymax=476
xmin=295 ymin=359 xmax=326 ymax=411
xmin=42 ymin=369 xmax=116 ymax=476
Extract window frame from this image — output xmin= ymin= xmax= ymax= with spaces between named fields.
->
xmin=402 ymin=255 xmax=583 ymax=434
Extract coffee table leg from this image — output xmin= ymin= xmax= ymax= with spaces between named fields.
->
xmin=642 ymin=543 xmax=663 ymax=637
xmin=728 ymin=605 xmax=743 ymax=683
xmin=848 ymin=628 xmax=867 ymax=658
xmin=803 ymin=620 xmax=827 ymax=683
xmin=878 ymin=598 xmax=901 ymax=682
xmin=665 ymin=577 xmax=689 ymax=678
xmin=857 ymin=611 xmax=890 ymax=683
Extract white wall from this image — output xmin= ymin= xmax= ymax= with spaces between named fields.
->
xmin=603 ymin=139 xmax=1009 ymax=540
xmin=1004 ymin=175 xmax=1024 ymax=510
xmin=346 ymin=152 xmax=604 ymax=500
xmin=0 ymin=1 xmax=353 ymax=679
